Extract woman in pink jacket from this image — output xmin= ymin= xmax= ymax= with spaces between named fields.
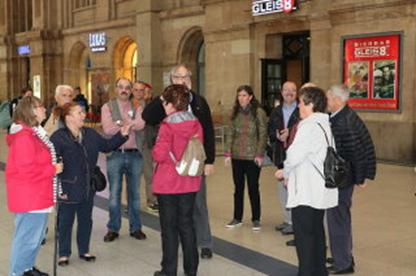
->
xmin=5 ymin=96 xmax=63 ymax=276
xmin=152 ymin=84 xmax=203 ymax=276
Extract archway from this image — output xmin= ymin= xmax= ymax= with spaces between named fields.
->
xmin=177 ymin=27 xmax=204 ymax=95
xmin=113 ymin=36 xmax=138 ymax=82
xmin=67 ymin=41 xmax=89 ymax=100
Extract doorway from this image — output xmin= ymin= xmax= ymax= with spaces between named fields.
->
xmin=261 ymin=32 xmax=310 ymax=114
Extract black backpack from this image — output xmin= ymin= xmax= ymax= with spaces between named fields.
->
xmin=311 ymin=123 xmax=350 ymax=189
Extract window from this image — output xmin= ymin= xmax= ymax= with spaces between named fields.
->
xmin=74 ymin=0 xmax=96 ymax=9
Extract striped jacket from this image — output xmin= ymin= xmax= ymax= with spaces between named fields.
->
xmin=330 ymin=105 xmax=376 ymax=186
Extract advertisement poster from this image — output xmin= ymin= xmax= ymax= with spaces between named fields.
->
xmin=343 ymin=33 xmax=401 ymax=111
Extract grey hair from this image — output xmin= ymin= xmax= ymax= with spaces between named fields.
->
xmin=328 ymin=84 xmax=350 ymax=102
xmin=169 ymin=64 xmax=192 ymax=84
xmin=55 ymin=85 xmax=73 ymax=97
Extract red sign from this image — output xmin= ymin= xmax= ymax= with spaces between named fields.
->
xmin=343 ymin=34 xmax=401 ymax=111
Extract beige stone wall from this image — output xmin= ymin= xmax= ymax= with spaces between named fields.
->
xmin=327 ymin=1 xmax=416 ymax=162
xmin=0 ymin=0 xmax=414 ymax=162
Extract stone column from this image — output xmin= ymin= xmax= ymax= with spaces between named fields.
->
xmin=135 ymin=0 xmax=163 ymax=93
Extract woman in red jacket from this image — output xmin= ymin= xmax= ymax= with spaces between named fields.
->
xmin=152 ymin=84 xmax=203 ymax=276
xmin=5 ymin=96 xmax=63 ymax=276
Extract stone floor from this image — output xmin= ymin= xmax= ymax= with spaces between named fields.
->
xmin=0 ymin=129 xmax=415 ymax=275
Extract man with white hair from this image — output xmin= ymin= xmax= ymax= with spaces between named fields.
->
xmin=43 ymin=85 xmax=74 ymax=135
xmin=326 ymin=84 xmax=376 ymax=274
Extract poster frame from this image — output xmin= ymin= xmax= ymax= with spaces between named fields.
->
xmin=341 ymin=31 xmax=403 ymax=113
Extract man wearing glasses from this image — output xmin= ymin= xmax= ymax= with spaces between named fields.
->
xmin=143 ymin=65 xmax=215 ymax=259
xmin=101 ymin=77 xmax=147 ymax=242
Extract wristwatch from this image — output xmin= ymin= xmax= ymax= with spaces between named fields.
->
xmin=116 ymin=120 xmax=122 ymax=126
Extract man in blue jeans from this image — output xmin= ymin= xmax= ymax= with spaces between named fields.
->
xmin=101 ymin=77 xmax=147 ymax=242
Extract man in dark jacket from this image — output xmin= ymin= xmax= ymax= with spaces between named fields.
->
xmin=142 ymin=64 xmax=215 ymax=259
xmin=268 ymin=81 xmax=299 ymax=240
xmin=326 ymin=84 xmax=376 ymax=275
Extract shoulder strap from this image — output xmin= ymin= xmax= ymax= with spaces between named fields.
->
xmin=109 ymin=99 xmax=121 ymax=122
xmin=316 ymin=122 xmax=331 ymax=147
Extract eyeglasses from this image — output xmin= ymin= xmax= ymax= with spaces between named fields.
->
xmin=117 ymin=85 xmax=131 ymax=90
xmin=172 ymin=74 xmax=191 ymax=80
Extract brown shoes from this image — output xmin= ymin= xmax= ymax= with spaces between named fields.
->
xmin=130 ymin=229 xmax=147 ymax=240
xmin=103 ymin=231 xmax=119 ymax=242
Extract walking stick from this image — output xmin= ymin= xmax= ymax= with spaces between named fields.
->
xmin=53 ymin=202 xmax=59 ymax=276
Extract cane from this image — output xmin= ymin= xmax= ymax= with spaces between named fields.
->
xmin=53 ymin=201 xmax=59 ymax=276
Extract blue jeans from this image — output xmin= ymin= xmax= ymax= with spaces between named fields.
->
xmin=106 ymin=151 xmax=143 ymax=233
xmin=9 ymin=212 xmax=48 ymax=276
xmin=58 ymin=199 xmax=94 ymax=257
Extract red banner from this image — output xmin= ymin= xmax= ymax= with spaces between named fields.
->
xmin=343 ymin=34 xmax=401 ymax=111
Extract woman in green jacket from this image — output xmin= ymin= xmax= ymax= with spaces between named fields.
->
xmin=224 ymin=85 xmax=268 ymax=231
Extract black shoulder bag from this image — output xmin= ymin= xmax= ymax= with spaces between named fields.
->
xmin=311 ymin=123 xmax=350 ymax=189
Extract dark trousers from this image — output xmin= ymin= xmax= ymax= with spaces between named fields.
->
xmin=292 ymin=206 xmax=327 ymax=276
xmin=158 ymin=193 xmax=199 ymax=276
xmin=58 ymin=199 xmax=94 ymax=257
xmin=327 ymin=185 xmax=354 ymax=269
xmin=231 ymin=159 xmax=261 ymax=221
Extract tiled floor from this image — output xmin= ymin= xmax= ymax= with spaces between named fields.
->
xmin=0 ymin=129 xmax=415 ymax=275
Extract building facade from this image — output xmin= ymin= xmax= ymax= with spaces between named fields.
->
xmin=0 ymin=0 xmax=415 ymax=163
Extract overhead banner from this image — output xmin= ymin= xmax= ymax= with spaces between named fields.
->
xmin=343 ymin=33 xmax=402 ymax=111
xmin=252 ymin=0 xmax=297 ymax=16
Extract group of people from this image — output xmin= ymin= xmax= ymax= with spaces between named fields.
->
xmin=4 ymin=63 xmax=376 ymax=276
xmin=4 ymin=64 xmax=215 ymax=276
xmin=223 ymin=80 xmax=376 ymax=276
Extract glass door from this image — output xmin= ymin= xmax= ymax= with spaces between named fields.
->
xmin=261 ymin=59 xmax=285 ymax=115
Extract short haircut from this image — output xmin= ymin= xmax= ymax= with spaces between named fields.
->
xmin=299 ymin=86 xmax=327 ymax=113
xmin=169 ymin=64 xmax=192 ymax=84
xmin=328 ymin=84 xmax=350 ymax=103
xmin=55 ymin=85 xmax=73 ymax=97
xmin=21 ymin=86 xmax=33 ymax=95
xmin=115 ymin=77 xmax=132 ymax=88
xmin=13 ymin=96 xmax=43 ymax=127
xmin=162 ymin=84 xmax=190 ymax=111
xmin=55 ymin=102 xmax=81 ymax=125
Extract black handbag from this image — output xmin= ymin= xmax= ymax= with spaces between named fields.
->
xmin=312 ymin=123 xmax=350 ymax=189
xmin=91 ymin=166 xmax=107 ymax=192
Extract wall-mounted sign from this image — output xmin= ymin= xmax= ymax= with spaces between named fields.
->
xmin=33 ymin=75 xmax=41 ymax=99
xmin=343 ymin=33 xmax=402 ymax=111
xmin=252 ymin=0 xmax=297 ymax=16
xmin=89 ymin=32 xmax=107 ymax=52
xmin=17 ymin=45 xmax=31 ymax=56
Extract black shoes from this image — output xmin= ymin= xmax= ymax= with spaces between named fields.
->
xmin=130 ymin=229 xmax=147 ymax=240
xmin=79 ymin=254 xmax=96 ymax=262
xmin=275 ymin=222 xmax=290 ymax=232
xmin=147 ymin=203 xmax=160 ymax=213
xmin=23 ymin=267 xmax=49 ymax=276
xmin=104 ymin=230 xmax=146 ymax=241
xmin=327 ymin=264 xmax=355 ymax=274
xmin=200 ymin=247 xmax=213 ymax=259
xmin=103 ymin=231 xmax=119 ymax=242
xmin=154 ymin=271 xmax=167 ymax=276
xmin=58 ymin=257 xmax=69 ymax=267
xmin=286 ymin=239 xmax=296 ymax=246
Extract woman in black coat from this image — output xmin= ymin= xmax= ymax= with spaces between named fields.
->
xmin=50 ymin=102 xmax=131 ymax=267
